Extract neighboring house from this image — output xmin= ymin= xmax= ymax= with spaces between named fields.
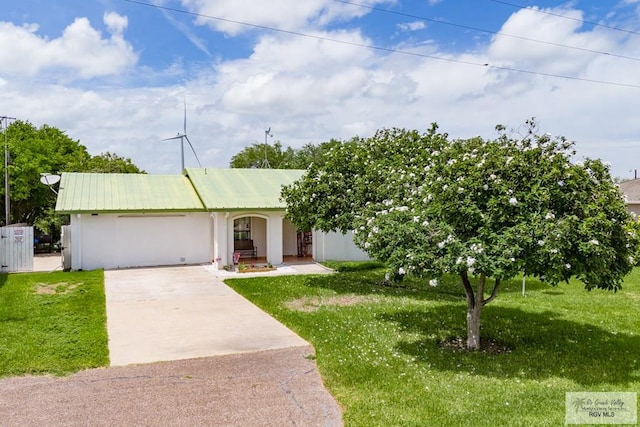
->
xmin=55 ymin=168 xmax=368 ymax=271
xmin=618 ymin=179 xmax=640 ymax=217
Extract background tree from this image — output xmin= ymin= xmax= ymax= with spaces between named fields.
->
xmin=1 ymin=121 xmax=89 ymax=227
xmin=83 ymin=152 xmax=144 ymax=173
xmin=230 ymin=139 xmax=342 ymax=169
xmin=229 ymin=141 xmax=295 ymax=169
xmin=0 ymin=120 xmax=143 ymax=238
xmin=282 ymin=122 xmax=638 ymax=350
xmin=287 ymin=140 xmax=342 ymax=169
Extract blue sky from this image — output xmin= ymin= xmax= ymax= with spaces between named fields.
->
xmin=1 ymin=0 xmax=640 ymax=177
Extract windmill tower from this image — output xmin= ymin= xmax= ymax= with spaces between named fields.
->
xmin=262 ymin=127 xmax=273 ymax=169
xmin=163 ymin=99 xmax=202 ymax=172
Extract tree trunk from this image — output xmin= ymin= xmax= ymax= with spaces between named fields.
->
xmin=466 ymin=299 xmax=482 ymax=350
xmin=461 ymin=272 xmax=485 ymax=350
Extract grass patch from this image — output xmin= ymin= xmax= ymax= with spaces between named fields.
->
xmin=321 ymin=260 xmax=386 ymax=272
xmin=225 ymin=268 xmax=640 ymax=426
xmin=0 ymin=270 xmax=109 ymax=377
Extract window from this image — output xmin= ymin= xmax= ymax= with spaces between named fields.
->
xmin=233 ymin=217 xmax=251 ymax=241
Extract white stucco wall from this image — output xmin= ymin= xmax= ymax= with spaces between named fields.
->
xmin=70 ymin=212 xmax=211 ymax=270
xmin=282 ymin=219 xmax=298 ymax=256
xmin=627 ymin=203 xmax=640 ymax=218
xmin=251 ymin=217 xmax=267 ymax=259
xmin=69 ymin=210 xmax=369 ymax=271
xmin=312 ymin=230 xmax=370 ymax=262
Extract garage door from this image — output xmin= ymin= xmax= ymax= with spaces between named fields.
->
xmin=115 ymin=215 xmax=209 ymax=268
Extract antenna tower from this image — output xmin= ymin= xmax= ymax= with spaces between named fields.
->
xmin=262 ymin=127 xmax=273 ymax=168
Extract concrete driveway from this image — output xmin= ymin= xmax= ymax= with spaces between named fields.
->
xmin=105 ymin=265 xmax=309 ymax=366
xmin=0 ymin=264 xmax=343 ymax=426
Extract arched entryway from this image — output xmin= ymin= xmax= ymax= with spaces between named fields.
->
xmin=232 ymin=215 xmax=267 ymax=262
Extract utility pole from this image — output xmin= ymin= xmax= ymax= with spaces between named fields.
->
xmin=1 ymin=115 xmax=16 ymax=226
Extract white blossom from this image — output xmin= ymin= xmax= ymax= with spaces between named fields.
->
xmin=470 ymin=243 xmax=483 ymax=253
xmin=558 ymin=180 xmax=565 ymax=186
xmin=429 ymin=278 xmax=438 ymax=287
xmin=483 ymin=184 xmax=489 ymax=191
xmin=509 ymin=197 xmax=518 ymax=206
xmin=565 ymin=263 xmax=571 ymax=269
xmin=509 ymin=257 xmax=515 ymax=262
xmin=537 ymin=239 xmax=545 ymax=246
xmin=398 ymin=267 xmax=406 ymax=275
xmin=589 ymin=239 xmax=600 ymax=245
xmin=545 ymin=212 xmax=555 ymax=220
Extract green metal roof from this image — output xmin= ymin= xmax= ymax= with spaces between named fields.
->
xmin=55 ymin=173 xmax=205 ymax=213
xmin=186 ymin=168 xmax=305 ymax=210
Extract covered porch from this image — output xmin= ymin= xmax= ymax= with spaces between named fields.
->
xmin=208 ymin=211 xmax=313 ymax=269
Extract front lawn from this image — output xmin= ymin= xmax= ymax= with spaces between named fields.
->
xmin=0 ymin=270 xmax=109 ymax=377
xmin=225 ymin=267 xmax=640 ymax=426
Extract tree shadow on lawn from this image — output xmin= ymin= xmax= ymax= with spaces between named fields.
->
xmin=302 ymin=271 xmax=554 ymax=302
xmin=383 ymin=304 xmax=640 ymax=387
xmin=302 ymin=271 xmax=455 ymax=301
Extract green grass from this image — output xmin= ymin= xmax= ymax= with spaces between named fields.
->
xmin=225 ymin=267 xmax=640 ymax=427
xmin=322 ymin=260 xmax=387 ymax=272
xmin=0 ymin=270 xmax=109 ymax=377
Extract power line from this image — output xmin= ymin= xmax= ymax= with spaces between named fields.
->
xmin=122 ymin=0 xmax=640 ymax=89
xmin=334 ymin=0 xmax=640 ymax=63
xmin=488 ymin=0 xmax=640 ymax=37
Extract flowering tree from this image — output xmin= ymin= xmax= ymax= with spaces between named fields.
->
xmin=282 ymin=121 xmax=638 ymax=350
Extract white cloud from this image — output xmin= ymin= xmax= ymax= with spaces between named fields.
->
xmin=0 ymin=13 xmax=137 ymax=79
xmin=3 ymin=2 xmax=640 ymax=180
xmin=397 ymin=21 xmax=426 ymax=32
xmin=488 ymin=6 xmax=632 ymax=76
xmin=104 ymin=11 xmax=128 ymax=35
xmin=215 ymin=29 xmax=375 ymax=115
xmin=181 ymin=0 xmax=395 ymax=35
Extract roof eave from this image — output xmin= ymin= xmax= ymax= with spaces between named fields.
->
xmin=55 ymin=208 xmax=207 ymax=214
